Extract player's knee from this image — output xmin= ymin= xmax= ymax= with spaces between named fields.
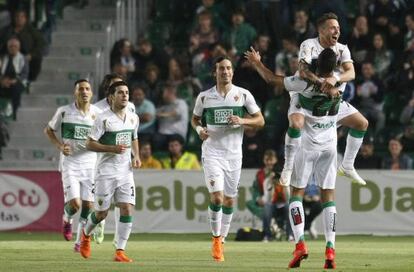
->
xmin=223 ymin=197 xmax=234 ymax=207
xmin=210 ymin=192 xmax=223 ymax=205
xmin=360 ymin=117 xmax=369 ymax=130
xmin=70 ymin=199 xmax=81 ymax=211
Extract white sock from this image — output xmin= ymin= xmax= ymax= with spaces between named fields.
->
xmin=342 ymin=132 xmax=364 ymax=169
xmin=75 ymin=218 xmax=86 ymax=244
xmin=208 ymin=204 xmax=222 ymax=237
xmin=322 ymin=202 xmax=337 ymax=248
xmin=84 ymin=212 xmax=100 ymax=236
xmin=288 ymin=199 xmax=305 ymax=243
xmin=117 ymin=220 xmax=132 ymax=250
xmin=113 ymin=207 xmax=120 ymax=243
xmin=221 ymin=208 xmax=233 ymax=239
xmin=284 ymin=128 xmax=301 ymax=170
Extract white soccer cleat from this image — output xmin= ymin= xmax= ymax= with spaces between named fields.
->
xmin=338 ymin=164 xmax=366 ymax=185
xmin=279 ymin=169 xmax=292 ymax=187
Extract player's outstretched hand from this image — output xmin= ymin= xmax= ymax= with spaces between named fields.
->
xmin=244 ymin=46 xmax=261 ymax=65
xmin=113 ymin=144 xmax=127 ymax=154
xmin=132 ymin=157 xmax=141 ymax=169
xmin=60 ymin=144 xmax=72 ymax=156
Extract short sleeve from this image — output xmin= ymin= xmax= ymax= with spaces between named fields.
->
xmin=244 ymin=91 xmax=260 ymax=114
xmin=48 ymin=107 xmax=63 ymax=131
xmin=340 ymin=45 xmax=353 ymax=64
xmin=193 ymin=94 xmax=204 ymax=116
xmin=89 ymin=116 xmax=105 ymax=141
xmin=299 ymin=40 xmax=312 ymax=65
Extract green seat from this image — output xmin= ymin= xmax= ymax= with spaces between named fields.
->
xmin=0 ymin=98 xmax=13 ymax=121
xmin=186 ymin=125 xmax=202 ymax=152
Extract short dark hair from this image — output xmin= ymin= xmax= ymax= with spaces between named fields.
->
xmin=264 ymin=149 xmax=277 ymax=158
xmin=74 ymin=78 xmax=89 ymax=87
xmin=108 ymin=81 xmax=128 ymax=95
xmin=317 ymin=48 xmax=337 ymax=76
xmin=316 ymin=12 xmax=338 ymax=28
xmin=168 ymin=134 xmax=185 ymax=145
xmin=100 ymin=73 xmax=124 ymax=97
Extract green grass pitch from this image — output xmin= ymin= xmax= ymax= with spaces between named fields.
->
xmin=1 ymin=233 xmax=414 ymax=271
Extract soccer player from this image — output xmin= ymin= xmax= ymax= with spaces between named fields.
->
xmin=248 ymin=45 xmax=341 ymax=269
xmin=80 ymin=81 xmax=140 ymax=262
xmin=247 ymin=12 xmax=368 ymax=187
xmin=44 ymin=79 xmax=100 ymax=252
xmin=93 ymin=73 xmax=136 ymax=246
xmin=191 ymin=56 xmax=264 ymax=262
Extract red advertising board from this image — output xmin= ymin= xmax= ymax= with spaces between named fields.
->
xmin=0 ymin=171 xmax=63 ymax=232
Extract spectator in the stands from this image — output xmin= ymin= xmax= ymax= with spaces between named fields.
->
xmin=110 ymin=38 xmax=136 ymax=75
xmin=222 ymin=8 xmax=257 ymax=57
xmin=195 ymin=0 xmax=226 ymax=32
xmin=160 ymin=134 xmax=201 ymax=170
xmin=153 ymin=83 xmax=188 ymax=150
xmin=382 ymin=138 xmax=413 ymax=170
xmin=140 ymin=141 xmax=162 ymax=169
xmin=367 ymin=0 xmax=404 ymax=35
xmin=274 ymin=35 xmax=299 ymax=76
xmin=354 ymin=61 xmax=385 ymax=133
xmin=134 ymin=38 xmax=170 ymax=80
xmin=242 ymin=126 xmax=265 ymax=168
xmin=354 ymin=136 xmax=382 ymax=169
xmin=400 ymin=97 xmax=414 ymax=126
xmin=292 ymin=9 xmax=316 ymax=45
xmin=0 ymin=9 xmax=45 ymax=81
xmin=142 ymin=64 xmax=164 ymax=105
xmin=190 ymin=10 xmax=219 ymax=51
xmin=131 ymin=84 xmax=156 ymax=141
xmin=0 ymin=37 xmax=28 ymax=120
xmin=366 ymin=33 xmax=393 ymax=78
xmin=348 ymin=15 xmax=371 ymax=63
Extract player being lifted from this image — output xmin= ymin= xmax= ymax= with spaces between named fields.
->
xmin=93 ymin=73 xmax=136 ymax=246
xmin=44 ymin=79 xmax=100 ymax=252
xmin=255 ymin=12 xmax=368 ymax=186
xmin=247 ymin=46 xmax=342 ymax=269
xmin=80 ymin=81 xmax=141 ymax=262
xmin=191 ymin=56 xmax=264 ymax=262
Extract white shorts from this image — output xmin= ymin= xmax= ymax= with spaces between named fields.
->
xmin=94 ymin=172 xmax=135 ymax=211
xmin=291 ymin=143 xmax=337 ymax=190
xmin=288 ymin=93 xmax=358 ymax=122
xmin=202 ymin=157 xmax=242 ymax=198
xmin=62 ymin=169 xmax=94 ymax=203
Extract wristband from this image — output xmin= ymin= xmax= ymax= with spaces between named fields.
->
xmin=333 ymin=73 xmax=340 ymax=83
xmin=196 ymin=126 xmax=203 ymax=135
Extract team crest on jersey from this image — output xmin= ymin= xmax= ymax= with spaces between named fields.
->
xmin=91 ymin=114 xmax=96 ymax=120
xmin=98 ymin=199 xmax=103 ymax=206
xmin=295 ymin=103 xmax=301 ymax=109
xmin=209 ymin=180 xmax=215 ymax=187
xmin=234 ymin=95 xmax=239 ymax=102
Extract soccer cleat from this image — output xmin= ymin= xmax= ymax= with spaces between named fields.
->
xmin=288 ymin=241 xmax=308 ymax=268
xmin=73 ymin=243 xmax=80 ymax=253
xmin=93 ymin=221 xmax=105 ymax=244
xmin=279 ymin=169 xmax=292 ymax=187
xmin=338 ymin=164 xmax=366 ymax=185
xmin=211 ymin=236 xmax=224 ymax=262
xmin=114 ymin=249 xmax=133 ymax=262
xmin=62 ymin=219 xmax=73 ymax=241
xmin=324 ymin=247 xmax=336 ymax=269
xmin=80 ymin=230 xmax=91 ymax=259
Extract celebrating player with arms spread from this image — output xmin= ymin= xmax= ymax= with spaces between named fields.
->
xmin=191 ymin=56 xmax=264 ymax=262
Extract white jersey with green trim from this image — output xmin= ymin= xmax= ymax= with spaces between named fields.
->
xmin=193 ymin=84 xmax=260 ymax=160
xmin=48 ymin=103 xmax=101 ymax=170
xmin=284 ymin=76 xmax=339 ymax=149
xmin=89 ymin=108 xmax=139 ymax=175
xmin=94 ymin=98 xmax=136 ymax=114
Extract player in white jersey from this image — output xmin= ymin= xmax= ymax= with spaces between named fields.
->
xmin=191 ymin=56 xmax=264 ymax=262
xmin=283 ymin=12 xmax=368 ymax=186
xmin=44 ymin=79 xmax=100 ymax=252
xmin=80 ymin=81 xmax=140 ymax=262
xmin=93 ymin=74 xmax=136 ymax=246
xmin=246 ymin=46 xmax=342 ymax=269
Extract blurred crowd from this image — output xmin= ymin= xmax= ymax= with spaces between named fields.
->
xmin=107 ymin=0 xmax=414 ymax=170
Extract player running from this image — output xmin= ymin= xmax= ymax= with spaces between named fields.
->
xmin=80 ymin=81 xmax=140 ymax=262
xmin=44 ymin=79 xmax=100 ymax=252
xmin=191 ymin=56 xmax=264 ymax=262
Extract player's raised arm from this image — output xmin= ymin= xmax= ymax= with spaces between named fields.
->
xmin=244 ymin=47 xmax=285 ymax=89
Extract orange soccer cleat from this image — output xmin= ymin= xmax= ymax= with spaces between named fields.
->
xmin=211 ymin=236 xmax=224 ymax=262
xmin=80 ymin=230 xmax=91 ymax=259
xmin=288 ymin=241 xmax=308 ymax=268
xmin=324 ymin=247 xmax=336 ymax=269
xmin=114 ymin=249 xmax=133 ymax=262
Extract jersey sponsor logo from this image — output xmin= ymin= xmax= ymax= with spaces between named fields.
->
xmin=74 ymin=126 xmax=91 ymax=140
xmin=312 ymin=121 xmax=335 ymax=129
xmin=291 ymin=207 xmax=303 ymax=225
xmin=214 ymin=109 xmax=233 ymax=124
xmin=116 ymin=132 xmax=131 ymax=146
